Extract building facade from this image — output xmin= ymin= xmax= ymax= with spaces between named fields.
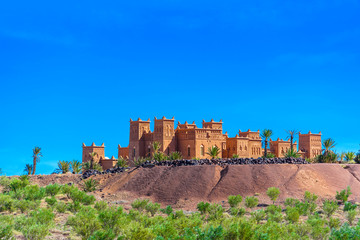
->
xmin=82 ymin=116 xmax=322 ymax=169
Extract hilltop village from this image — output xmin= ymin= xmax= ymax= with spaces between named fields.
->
xmin=82 ymin=117 xmax=322 ymax=170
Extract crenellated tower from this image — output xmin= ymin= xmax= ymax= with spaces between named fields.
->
xmin=153 ymin=116 xmax=176 ymax=155
xmin=128 ymin=118 xmax=150 ymax=161
xmin=298 ymin=131 xmax=322 ymax=159
xmin=82 ymin=142 xmax=105 ymax=164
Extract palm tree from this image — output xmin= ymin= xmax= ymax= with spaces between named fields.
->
xmin=286 ymin=130 xmax=299 ymax=151
xmin=206 ymin=146 xmax=220 ymax=159
xmin=56 ymin=160 xmax=71 ymax=174
xmin=261 ymin=129 xmax=273 ymax=158
xmin=345 ymin=152 xmax=356 ymax=162
xmin=339 ymin=152 xmax=346 ymax=162
xmin=152 ymin=142 xmax=161 ymax=155
xmin=70 ymin=160 xmax=82 ymax=174
xmin=89 ymin=152 xmax=98 ymax=170
xmin=322 ymin=138 xmax=336 ymax=156
xmin=32 ymin=146 xmax=42 ymax=175
xmin=24 ymin=164 xmax=33 ymax=175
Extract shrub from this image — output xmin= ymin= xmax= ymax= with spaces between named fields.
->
xmin=67 ymin=207 xmax=101 ymax=239
xmin=304 ymin=191 xmax=318 ymax=203
xmin=251 ymin=209 xmax=266 ymax=224
xmin=207 ymin=204 xmax=224 ymax=221
xmin=69 ymin=188 xmax=95 ymax=205
xmin=328 ymin=217 xmax=341 ymax=229
xmin=336 ymin=186 xmax=352 ymax=204
xmin=231 ymin=154 xmax=239 ymax=159
xmin=98 ymin=206 xmax=123 ymax=234
xmin=229 ymin=207 xmax=246 ymax=217
xmin=134 ymin=157 xmax=147 ymax=167
xmin=265 ymin=204 xmax=282 ymax=215
xmin=329 ymin=223 xmax=360 ymax=239
xmin=245 ymin=196 xmax=259 ymax=209
xmin=116 ymin=157 xmax=128 ymax=168
xmin=267 ymin=212 xmax=283 ymax=223
xmin=346 ymin=209 xmax=357 ymax=225
xmin=23 ymin=185 xmax=45 ymax=201
xmin=286 ymin=207 xmax=300 ymax=223
xmin=94 ymin=200 xmax=108 ymax=211
xmin=83 ymin=162 xmax=103 ymax=172
xmin=284 ymin=198 xmax=300 ymax=207
xmin=228 ymin=194 xmax=243 ymax=208
xmin=0 ymin=176 xmax=11 ymax=191
xmin=30 ymin=208 xmax=55 ymax=225
xmin=168 ymin=151 xmax=183 ymax=160
xmin=307 ymin=215 xmax=330 ymax=240
xmin=131 ymin=199 xmax=149 ymax=212
xmin=266 ymin=187 xmax=280 ymax=204
xmin=82 ymin=179 xmax=99 ymax=192
xmin=0 ymin=195 xmax=14 ymax=212
xmin=145 ymin=202 xmax=160 ymax=216
xmin=22 ymin=224 xmax=51 ymax=240
xmin=0 ymin=216 xmax=13 ymax=240
xmin=9 ymin=178 xmax=28 ymax=193
xmin=67 ymin=201 xmax=81 ymax=213
xmin=45 ymin=197 xmax=57 ymax=208
xmin=89 ymin=229 xmax=116 ymax=240
xmin=15 ymin=200 xmax=31 ymax=213
xmin=197 ymin=201 xmax=210 ymax=214
xmin=56 ymin=201 xmax=67 ymax=213
xmin=160 ymin=205 xmax=173 ymax=216
xmin=45 ymin=183 xmax=61 ymax=196
xmin=344 ymin=201 xmax=357 ymax=212
xmin=323 ymin=200 xmax=339 ymax=218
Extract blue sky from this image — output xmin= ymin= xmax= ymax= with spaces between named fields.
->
xmin=0 ymin=0 xmax=359 ymax=175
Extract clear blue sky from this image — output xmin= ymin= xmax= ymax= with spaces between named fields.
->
xmin=1 ymin=1 xmax=359 ymax=175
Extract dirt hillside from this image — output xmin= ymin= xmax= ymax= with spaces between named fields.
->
xmin=30 ymin=164 xmax=360 ymax=210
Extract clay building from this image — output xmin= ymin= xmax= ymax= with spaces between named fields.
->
xmin=82 ymin=116 xmax=322 ymax=169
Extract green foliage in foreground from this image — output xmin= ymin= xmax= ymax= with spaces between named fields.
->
xmin=1 ymin=176 xmax=360 ymax=240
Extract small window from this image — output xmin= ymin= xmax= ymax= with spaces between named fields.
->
xmin=188 ymin=146 xmax=191 ymax=157
xmin=200 ymin=145 xmax=204 ymax=156
xmin=133 ymin=148 xmax=136 ymax=157
xmin=167 ymin=148 xmax=170 ymax=155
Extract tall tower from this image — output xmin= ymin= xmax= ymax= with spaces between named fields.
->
xmin=298 ymin=131 xmax=322 ymax=159
xmin=82 ymin=143 xmax=105 ymax=164
xmin=128 ymin=118 xmax=150 ymax=161
xmin=153 ymin=116 xmax=176 ymax=155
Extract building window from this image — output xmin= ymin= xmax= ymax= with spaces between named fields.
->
xmin=133 ymin=148 xmax=136 ymax=157
xmin=200 ymin=145 xmax=204 ymax=156
xmin=167 ymin=148 xmax=170 ymax=155
xmin=188 ymin=146 xmax=191 ymax=157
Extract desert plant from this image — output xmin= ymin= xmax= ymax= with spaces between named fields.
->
xmin=145 ymin=202 xmax=160 ymax=216
xmin=231 ymin=154 xmax=239 ymax=159
xmin=328 ymin=217 xmax=341 ymax=229
xmin=45 ymin=183 xmax=61 ymax=196
xmin=152 ymin=141 xmax=161 ymax=154
xmin=168 ymin=151 xmax=182 ymax=160
xmin=245 ymin=196 xmax=259 ymax=209
xmin=83 ymin=162 xmax=103 ymax=172
xmin=95 ymin=201 xmax=108 ymax=211
xmin=347 ymin=209 xmax=357 ymax=225
xmin=284 ymin=198 xmax=300 ymax=207
xmin=286 ymin=207 xmax=300 ymax=223
xmin=45 ymin=197 xmax=57 ymax=208
xmin=344 ymin=201 xmax=357 ymax=212
xmin=55 ymin=160 xmax=71 ymax=174
xmin=67 ymin=207 xmax=101 ymax=239
xmin=160 ymin=205 xmax=173 ymax=216
xmin=70 ymin=160 xmax=82 ymax=174
xmin=323 ymin=138 xmax=336 ymax=155
xmin=197 ymin=201 xmax=211 ymax=214
xmin=265 ymin=204 xmax=282 ymax=215
xmin=116 ymin=157 xmax=128 ymax=168
xmin=284 ymin=148 xmax=301 ymax=158
xmin=304 ymin=191 xmax=318 ymax=203
xmin=134 ymin=157 xmax=147 ymax=167
xmin=24 ymin=164 xmax=33 ymax=175
xmin=266 ymin=187 xmax=280 ymax=204
xmin=56 ymin=201 xmax=67 ymax=213
xmin=131 ymin=199 xmax=149 ymax=212
xmin=32 ymin=146 xmax=42 ymax=175
xmin=228 ymin=195 xmax=243 ymax=208
xmin=89 ymin=152 xmax=98 ymax=170
xmin=251 ymin=209 xmax=266 ymax=224
xmin=336 ymin=186 xmax=352 ymax=204
xmin=82 ymin=178 xmax=99 ymax=192
xmin=206 ymin=146 xmax=221 ymax=159
xmin=0 ymin=195 xmax=14 ymax=212
xmin=261 ymin=129 xmax=273 ymax=158
xmin=229 ymin=207 xmax=246 ymax=217
xmin=153 ymin=152 xmax=167 ymax=162
xmin=322 ymin=200 xmax=338 ymax=218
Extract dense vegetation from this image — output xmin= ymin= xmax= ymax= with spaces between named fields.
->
xmin=1 ymin=175 xmax=360 ymax=239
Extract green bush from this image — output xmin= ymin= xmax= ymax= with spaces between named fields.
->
xmin=267 ymin=212 xmax=283 ymax=223
xmin=9 ymin=178 xmax=28 ymax=193
xmin=67 ymin=201 xmax=82 ymax=213
xmin=0 ymin=195 xmax=14 ymax=212
xmin=22 ymin=224 xmax=51 ymax=240
xmin=284 ymin=198 xmax=300 ymax=207
xmin=336 ymin=186 xmax=352 ymax=204
xmin=45 ymin=197 xmax=57 ymax=208
xmin=131 ymin=199 xmax=149 ymax=212
xmin=229 ymin=207 xmax=246 ymax=217
xmin=245 ymin=196 xmax=259 ymax=209
xmin=304 ymin=191 xmax=318 ymax=203
xmin=330 ymin=223 xmax=360 ymax=239
xmin=98 ymin=206 xmax=123 ymax=235
xmin=328 ymin=217 xmax=341 ymax=229
xmin=0 ymin=216 xmax=13 ymax=240
xmin=266 ymin=187 xmax=280 ymax=204
xmin=69 ymin=188 xmax=95 ymax=205
xmin=89 ymin=229 xmax=117 ymax=240
xmin=228 ymin=194 xmax=243 ymax=208
xmin=56 ymin=201 xmax=67 ymax=213
xmin=344 ymin=201 xmax=357 ymax=212
xmin=197 ymin=201 xmax=210 ymax=214
xmin=82 ymin=179 xmax=99 ymax=192
xmin=0 ymin=176 xmax=11 ymax=192
xmin=145 ymin=202 xmax=160 ymax=216
xmin=207 ymin=203 xmax=224 ymax=221
xmin=160 ymin=205 xmax=173 ymax=216
xmin=251 ymin=209 xmax=266 ymax=224
xmin=45 ymin=183 xmax=61 ymax=196
xmin=67 ymin=207 xmax=101 ymax=240
xmin=346 ymin=209 xmax=357 ymax=225
xmin=323 ymin=200 xmax=339 ymax=218
xmin=265 ymin=204 xmax=282 ymax=215
xmin=22 ymin=185 xmax=45 ymax=201
xmin=286 ymin=207 xmax=300 ymax=223
xmin=15 ymin=199 xmax=31 ymax=213
xmin=94 ymin=200 xmax=108 ymax=211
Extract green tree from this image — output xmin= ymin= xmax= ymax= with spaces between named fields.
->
xmin=55 ymin=160 xmax=71 ymax=174
xmin=24 ymin=164 xmax=33 ymax=175
xmin=116 ymin=157 xmax=128 ymax=168
xmin=245 ymin=196 xmax=259 ymax=209
xmin=344 ymin=152 xmax=356 ymax=162
xmin=261 ymin=129 xmax=273 ymax=158
xmin=32 ymin=146 xmax=42 ymax=175
xmin=336 ymin=186 xmax=352 ymax=204
xmin=286 ymin=130 xmax=299 ymax=151
xmin=228 ymin=195 xmax=243 ymax=208
xmin=206 ymin=146 xmax=221 ymax=159
xmin=152 ymin=142 xmax=161 ymax=155
xmin=323 ymin=138 xmax=336 ymax=156
xmin=266 ymin=187 xmax=280 ymax=204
